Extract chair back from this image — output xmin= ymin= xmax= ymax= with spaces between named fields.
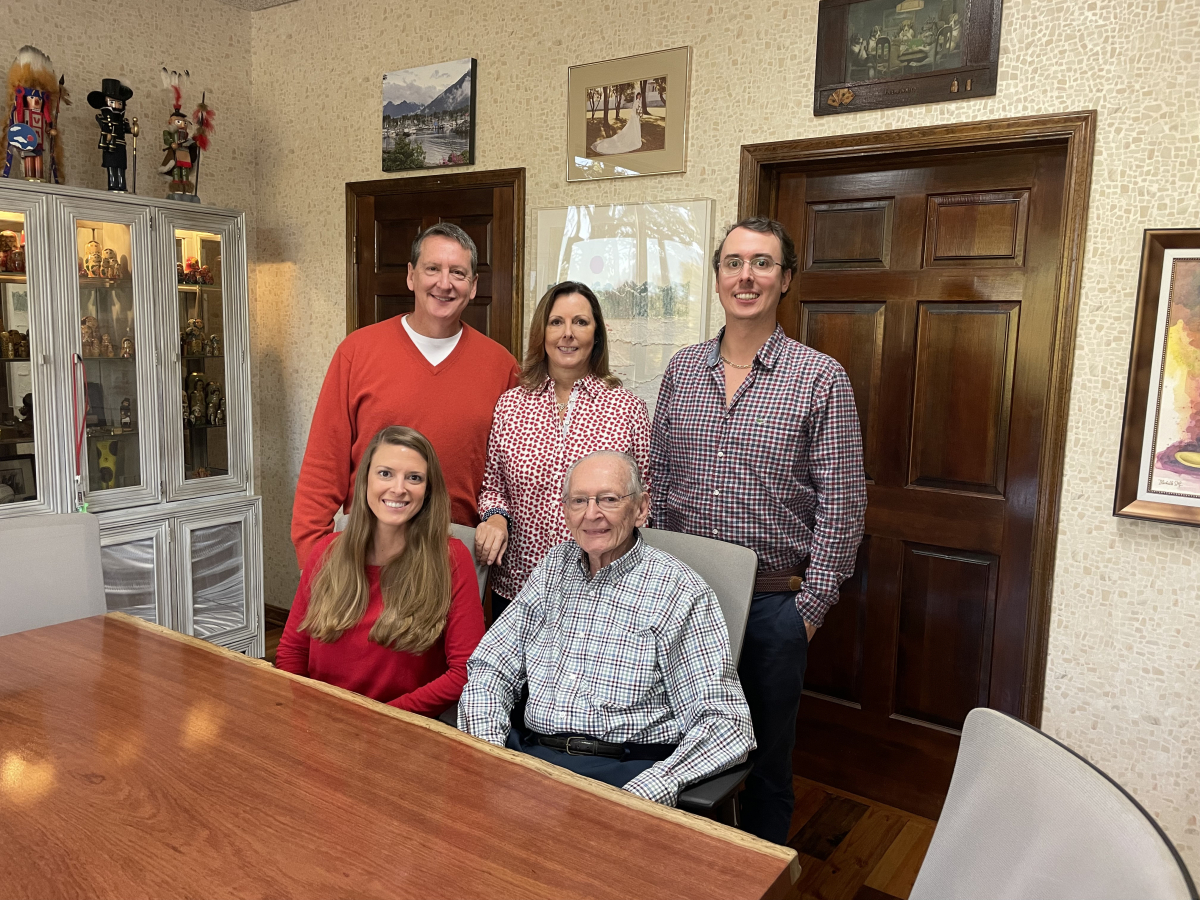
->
xmin=449 ymin=523 xmax=488 ymax=600
xmin=638 ymin=527 xmax=757 ymax=662
xmin=0 ymin=514 xmax=107 ymax=637
xmin=910 ymin=707 xmax=1197 ymax=900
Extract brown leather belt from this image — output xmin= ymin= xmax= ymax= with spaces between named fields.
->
xmin=754 ymin=563 xmax=808 ymax=593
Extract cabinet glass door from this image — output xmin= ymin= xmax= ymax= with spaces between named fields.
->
xmin=175 ymin=227 xmax=229 ymax=481
xmin=0 ymin=210 xmax=37 ymax=508
xmin=75 ymin=218 xmax=146 ymax=500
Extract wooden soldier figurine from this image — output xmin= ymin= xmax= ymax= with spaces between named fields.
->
xmin=3 ymin=46 xmax=67 ymax=183
xmin=87 ymin=79 xmax=134 ymax=192
xmin=159 ymin=89 xmax=196 ymax=199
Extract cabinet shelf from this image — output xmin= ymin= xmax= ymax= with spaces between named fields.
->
xmin=0 ymin=434 xmax=34 ymax=445
xmin=0 ymin=272 xmax=27 ymax=283
xmin=177 ymin=283 xmax=220 ymax=291
xmin=81 ymin=355 xmax=136 ymax=363
xmin=79 ymin=276 xmax=132 ymax=287
xmin=182 ymin=354 xmax=224 ymax=361
xmin=2 ymin=356 xmax=32 ymax=363
xmin=88 ymin=428 xmax=139 ymax=439
xmin=184 ymin=423 xmax=227 ymax=431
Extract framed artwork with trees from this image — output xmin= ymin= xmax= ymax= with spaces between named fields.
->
xmin=566 ymin=48 xmax=691 ymax=181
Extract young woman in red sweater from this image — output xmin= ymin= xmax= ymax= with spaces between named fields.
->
xmin=276 ymin=426 xmax=484 ymax=717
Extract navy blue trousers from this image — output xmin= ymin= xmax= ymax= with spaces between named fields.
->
xmin=738 ymin=590 xmax=809 ymax=844
xmin=506 ymin=728 xmax=656 ymax=789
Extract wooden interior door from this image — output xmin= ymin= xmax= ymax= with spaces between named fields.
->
xmin=740 ymin=115 xmax=1096 ymax=818
xmin=346 ymin=169 xmax=525 ymax=354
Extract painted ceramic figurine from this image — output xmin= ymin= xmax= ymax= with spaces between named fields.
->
xmin=3 ymin=46 xmax=67 ymax=183
xmin=119 ymin=397 xmax=132 ymax=432
xmin=100 ymin=248 xmax=119 ymax=279
xmin=120 ymin=334 xmax=135 ymax=358
xmin=206 ymin=333 xmax=221 ymax=357
xmin=87 ymin=78 xmax=133 ymax=192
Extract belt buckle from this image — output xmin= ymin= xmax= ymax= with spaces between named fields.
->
xmin=788 ymin=575 xmax=803 ymax=591
xmin=565 ymin=736 xmax=593 ymax=756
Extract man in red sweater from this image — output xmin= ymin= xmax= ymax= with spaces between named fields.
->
xmin=291 ymin=223 xmax=519 ymax=568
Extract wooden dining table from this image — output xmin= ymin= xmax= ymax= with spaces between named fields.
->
xmin=0 ymin=612 xmax=800 ymax=899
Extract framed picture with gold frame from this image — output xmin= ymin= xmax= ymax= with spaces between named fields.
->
xmin=1114 ymin=229 xmax=1200 ymax=528
xmin=566 ymin=47 xmax=691 ymax=182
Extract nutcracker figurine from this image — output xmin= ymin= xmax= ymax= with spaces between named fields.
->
xmin=87 ymin=78 xmax=134 ymax=192
xmin=3 ymin=46 xmax=67 ymax=183
xmin=160 ymin=95 xmax=196 ymax=199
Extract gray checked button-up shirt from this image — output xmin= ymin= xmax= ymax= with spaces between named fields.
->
xmin=458 ymin=534 xmax=754 ymax=806
xmin=650 ymin=325 xmax=867 ymax=627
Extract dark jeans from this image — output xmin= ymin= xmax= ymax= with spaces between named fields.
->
xmin=506 ymin=727 xmax=656 ymax=790
xmin=491 ymin=593 xmax=513 ymax=621
xmin=738 ymin=590 xmax=809 ymax=845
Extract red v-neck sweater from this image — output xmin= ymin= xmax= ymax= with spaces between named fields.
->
xmin=275 ymin=534 xmax=485 ymax=716
xmin=291 ymin=317 xmax=518 ymax=568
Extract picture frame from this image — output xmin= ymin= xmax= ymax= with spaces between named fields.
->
xmin=566 ymin=47 xmax=691 ymax=182
xmin=0 ymin=453 xmax=36 ymax=503
xmin=812 ymin=0 xmax=1003 ymax=116
xmin=1114 ymin=229 xmax=1200 ymax=528
xmin=533 ymin=199 xmax=713 ymax=413
xmin=381 ymin=58 xmax=477 ymax=172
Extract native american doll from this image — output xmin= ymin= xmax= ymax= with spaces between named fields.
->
xmin=88 ymin=79 xmax=134 ymax=192
xmin=3 ymin=46 xmax=68 ymax=183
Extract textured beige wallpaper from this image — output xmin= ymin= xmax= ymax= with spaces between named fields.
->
xmin=249 ymin=0 xmax=1200 ymax=865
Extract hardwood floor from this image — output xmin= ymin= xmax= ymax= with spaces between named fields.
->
xmin=261 ymin=616 xmax=935 ymax=897
xmin=788 ymin=775 xmax=935 ymax=900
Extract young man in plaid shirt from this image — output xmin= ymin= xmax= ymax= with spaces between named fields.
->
xmin=650 ymin=216 xmax=867 ymax=843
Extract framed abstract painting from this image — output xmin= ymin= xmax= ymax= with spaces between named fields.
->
xmin=1114 ymin=229 xmax=1200 ymax=527
xmin=566 ymin=47 xmax=691 ymax=182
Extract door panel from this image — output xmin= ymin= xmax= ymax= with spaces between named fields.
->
xmin=770 ymin=141 xmax=1074 ymax=817
xmin=908 ymin=302 xmax=1018 ymax=495
xmin=347 ymin=170 xmax=524 ymax=354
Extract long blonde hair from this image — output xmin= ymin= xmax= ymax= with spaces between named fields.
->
xmin=301 ymin=426 xmax=452 ymax=654
xmin=519 ymin=281 xmax=621 ymax=391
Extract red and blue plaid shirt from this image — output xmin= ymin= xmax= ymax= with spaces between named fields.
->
xmin=649 ymin=325 xmax=867 ymax=627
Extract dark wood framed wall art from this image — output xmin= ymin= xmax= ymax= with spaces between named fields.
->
xmin=739 ymin=111 xmax=1097 ymax=817
xmin=1114 ymin=229 xmax=1200 ymax=528
xmin=814 ymin=0 xmax=1004 ymax=115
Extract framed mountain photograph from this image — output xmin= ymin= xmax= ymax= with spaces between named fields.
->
xmin=382 ymin=58 xmax=477 ymax=171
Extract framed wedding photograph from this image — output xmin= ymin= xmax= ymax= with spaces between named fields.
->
xmin=566 ymin=47 xmax=691 ymax=182
xmin=1114 ymin=229 xmax=1200 ymax=528
xmin=813 ymin=0 xmax=1003 ymax=115
xmin=533 ymin=199 xmax=713 ymax=412
xmin=381 ymin=58 xmax=477 ymax=171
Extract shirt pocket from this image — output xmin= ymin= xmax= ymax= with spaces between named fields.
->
xmin=577 ymin=627 xmax=658 ymax=710
xmin=745 ymin=400 xmax=807 ymax=498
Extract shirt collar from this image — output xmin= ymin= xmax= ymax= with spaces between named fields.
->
xmin=705 ymin=324 xmax=786 ymax=371
xmin=536 ymin=373 xmax=603 ymax=397
xmin=570 ymin=529 xmax=646 ymax=582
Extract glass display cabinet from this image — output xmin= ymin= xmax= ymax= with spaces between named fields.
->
xmin=0 ymin=180 xmax=261 ymax=656
xmin=0 ymin=192 xmax=62 ymax=519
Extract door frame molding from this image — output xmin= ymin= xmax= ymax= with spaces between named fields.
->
xmin=738 ymin=111 xmax=1097 ymax=726
xmin=344 ymin=168 xmax=526 ymax=350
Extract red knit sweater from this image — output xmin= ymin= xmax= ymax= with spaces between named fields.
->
xmin=291 ymin=317 xmax=519 ymax=568
xmin=275 ymin=534 xmax=485 ymax=717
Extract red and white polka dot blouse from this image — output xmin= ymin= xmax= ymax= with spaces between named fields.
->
xmin=477 ymin=374 xmax=651 ymax=600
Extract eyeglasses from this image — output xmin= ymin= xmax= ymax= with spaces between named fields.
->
xmin=719 ymin=256 xmax=783 ymax=276
xmin=562 ymin=492 xmax=635 ymax=512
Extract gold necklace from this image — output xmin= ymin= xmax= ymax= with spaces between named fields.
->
xmin=720 ymin=355 xmax=753 ymax=370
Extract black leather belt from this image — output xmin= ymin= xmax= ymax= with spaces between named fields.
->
xmin=533 ymin=731 xmax=677 ymax=762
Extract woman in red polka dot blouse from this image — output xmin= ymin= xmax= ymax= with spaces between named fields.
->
xmin=475 ymin=281 xmax=651 ymax=618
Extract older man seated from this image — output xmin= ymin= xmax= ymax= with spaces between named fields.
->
xmin=458 ymin=450 xmax=754 ymax=806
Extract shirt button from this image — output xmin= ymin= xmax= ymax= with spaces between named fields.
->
xmin=713 ymin=489 xmax=720 ymax=496
xmin=712 ymin=529 xmax=718 ymax=535
xmin=717 ymin=451 xmax=724 ymax=458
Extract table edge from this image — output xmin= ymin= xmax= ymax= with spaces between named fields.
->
xmin=105 ymin=612 xmax=800 ymax=879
